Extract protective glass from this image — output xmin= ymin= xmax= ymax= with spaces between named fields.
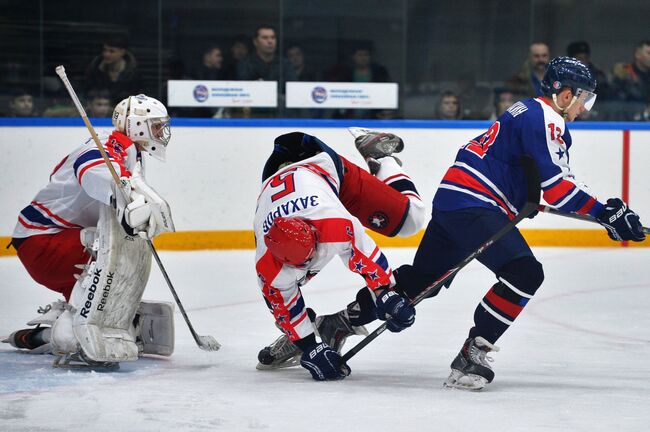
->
xmin=575 ymin=88 xmax=597 ymax=111
xmin=149 ymin=116 xmax=171 ymax=146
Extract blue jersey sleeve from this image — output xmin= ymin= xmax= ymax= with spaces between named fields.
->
xmin=520 ymin=104 xmax=603 ymax=217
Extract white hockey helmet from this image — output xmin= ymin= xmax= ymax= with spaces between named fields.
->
xmin=112 ymin=94 xmax=171 ymax=161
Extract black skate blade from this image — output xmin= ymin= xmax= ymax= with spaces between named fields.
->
xmin=255 ymin=355 xmax=301 ymax=370
xmin=52 ymin=355 xmax=120 ymax=372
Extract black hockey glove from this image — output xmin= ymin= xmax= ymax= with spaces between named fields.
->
xmin=300 ymin=342 xmax=350 ymax=381
xmin=375 ymin=290 xmax=416 ymax=333
xmin=596 ymin=198 xmax=645 ymax=242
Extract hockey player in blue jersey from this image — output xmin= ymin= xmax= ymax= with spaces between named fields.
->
xmin=393 ymin=56 xmax=646 ymax=390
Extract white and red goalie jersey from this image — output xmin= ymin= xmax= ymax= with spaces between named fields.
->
xmin=254 ymin=152 xmax=396 ymax=342
xmin=13 ymin=131 xmax=139 ymax=238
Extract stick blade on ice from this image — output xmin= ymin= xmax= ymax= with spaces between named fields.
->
xmin=197 ymin=335 xmax=221 ymax=351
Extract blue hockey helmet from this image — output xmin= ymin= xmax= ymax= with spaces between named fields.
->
xmin=541 ymin=56 xmax=597 ymax=111
xmin=541 ymin=56 xmax=597 ymax=96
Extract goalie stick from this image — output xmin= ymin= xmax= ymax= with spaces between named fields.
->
xmin=55 ymin=65 xmax=220 ymax=352
xmin=538 ymin=204 xmax=650 ymax=235
xmin=341 ymin=156 xmax=542 ymax=364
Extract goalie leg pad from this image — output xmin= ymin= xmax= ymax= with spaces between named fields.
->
xmin=72 ymin=204 xmax=152 ymax=363
xmin=51 ymin=308 xmax=79 ymax=355
xmin=27 ymin=300 xmax=67 ymax=326
xmin=134 ymin=301 xmax=175 ymax=357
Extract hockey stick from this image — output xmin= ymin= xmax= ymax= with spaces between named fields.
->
xmin=341 ymin=156 xmax=541 ymax=364
xmin=55 ymin=65 xmax=221 ymax=352
xmin=538 ymin=204 xmax=650 ymax=235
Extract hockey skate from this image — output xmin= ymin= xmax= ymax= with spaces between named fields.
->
xmin=1 ymin=300 xmax=68 ymax=354
xmin=257 ymin=308 xmax=316 ymax=370
xmin=314 ymin=310 xmax=368 ymax=353
xmin=348 ymin=127 xmax=404 ymax=174
xmin=53 ymin=351 xmax=120 ymax=371
xmin=3 ymin=327 xmax=51 ymax=353
xmin=444 ymin=337 xmax=500 ymax=391
xmin=256 ymin=310 xmax=368 ymax=370
xmin=256 ymin=333 xmax=302 ymax=370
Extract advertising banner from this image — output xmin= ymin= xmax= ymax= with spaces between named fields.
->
xmin=285 ymin=82 xmax=399 ymax=109
xmin=167 ymin=80 xmax=278 ymax=107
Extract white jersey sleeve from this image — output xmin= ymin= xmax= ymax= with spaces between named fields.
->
xmin=13 ymin=131 xmax=140 ymax=238
xmin=74 ymin=133 xmax=136 ymax=205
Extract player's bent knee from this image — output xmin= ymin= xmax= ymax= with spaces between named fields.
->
xmin=397 ymin=199 xmax=427 ymax=237
xmin=496 ymin=256 xmax=544 ymax=297
xmin=393 ymin=264 xmax=441 ymax=300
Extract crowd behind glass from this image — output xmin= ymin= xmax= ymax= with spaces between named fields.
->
xmin=2 ymin=26 xmax=648 ymax=121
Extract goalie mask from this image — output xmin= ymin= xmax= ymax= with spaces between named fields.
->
xmin=112 ymin=94 xmax=171 ymax=161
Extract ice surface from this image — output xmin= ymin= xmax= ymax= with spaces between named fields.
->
xmin=1 ymin=248 xmax=649 ymax=432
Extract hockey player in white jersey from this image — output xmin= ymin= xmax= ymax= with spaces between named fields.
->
xmin=255 ymin=131 xmax=426 ymax=380
xmin=3 ymin=94 xmax=176 ymax=369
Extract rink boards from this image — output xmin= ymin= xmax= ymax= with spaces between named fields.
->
xmin=1 ymin=118 xmax=648 ymax=254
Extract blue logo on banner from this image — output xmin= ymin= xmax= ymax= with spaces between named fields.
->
xmin=193 ymin=85 xmax=209 ymax=102
xmin=312 ymin=86 xmax=327 ymax=104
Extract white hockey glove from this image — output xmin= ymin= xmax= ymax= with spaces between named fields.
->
xmin=113 ymin=177 xmax=175 ymax=239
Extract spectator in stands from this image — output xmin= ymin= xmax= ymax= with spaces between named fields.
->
xmin=235 ymin=25 xmax=296 ymax=118
xmin=612 ymin=40 xmax=650 ymax=103
xmin=6 ymin=88 xmax=37 ymax=117
xmin=40 ymin=77 xmax=76 ymax=118
xmin=455 ymin=70 xmax=493 ymax=119
xmin=489 ymin=88 xmax=516 ymax=120
xmin=85 ymin=89 xmax=112 ymax=118
xmin=436 ymin=90 xmax=462 ymax=120
xmin=507 ymin=42 xmax=550 ymax=97
xmin=193 ymin=46 xmax=228 ymax=81
xmin=85 ymin=35 xmax=142 ymax=105
xmin=327 ymin=44 xmax=391 ymax=119
xmin=327 ymin=44 xmax=390 ymax=83
xmin=633 ymin=94 xmax=650 ymax=121
xmin=287 ymin=45 xmax=317 ymax=81
xmin=225 ymin=34 xmax=251 ymax=80
xmin=163 ymin=58 xmax=207 ymax=118
xmin=236 ymin=25 xmax=296 ymax=83
xmin=566 ymin=41 xmax=611 ymax=99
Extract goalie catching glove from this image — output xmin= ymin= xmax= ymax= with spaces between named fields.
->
xmin=113 ymin=176 xmax=175 ymax=239
xmin=596 ymin=198 xmax=645 ymax=242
